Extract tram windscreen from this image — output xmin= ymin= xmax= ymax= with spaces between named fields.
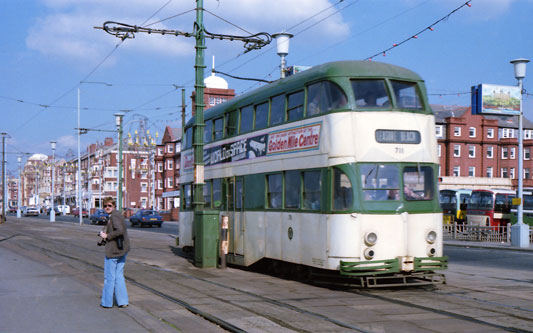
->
xmin=403 ymin=166 xmax=434 ymax=201
xmin=352 ymin=80 xmax=390 ymax=108
xmin=391 ymin=81 xmax=423 ymax=110
xmin=360 ymin=164 xmax=399 ymax=201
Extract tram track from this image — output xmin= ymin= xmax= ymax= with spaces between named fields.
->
xmin=2 ymin=230 xmax=369 ymax=332
xmin=350 ymin=289 xmax=532 ymax=333
xmin=2 ymin=223 xmax=532 ymax=333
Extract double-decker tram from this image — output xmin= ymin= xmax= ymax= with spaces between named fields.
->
xmin=179 ymin=61 xmax=447 ymax=286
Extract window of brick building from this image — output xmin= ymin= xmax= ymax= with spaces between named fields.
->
xmin=453 ymin=166 xmax=460 ymax=177
xmin=502 ymin=147 xmax=508 ymax=159
xmin=469 ymin=127 xmax=476 ymax=138
xmin=468 ymin=146 xmax=475 ymax=158
xmin=525 ymin=148 xmax=531 ymax=160
xmin=454 ymin=127 xmax=461 ymax=137
xmin=435 ymin=125 xmax=443 ymax=138
xmin=486 ymin=167 xmax=493 ymax=178
xmin=501 ymin=168 xmax=508 ymax=178
xmin=502 ymin=128 xmax=514 ymax=139
xmin=510 ymin=147 xmax=516 ymax=159
xmin=525 ymin=130 xmax=533 ymax=139
xmin=487 ymin=128 xmax=494 ymax=138
xmin=453 ymin=145 xmax=461 ymax=157
xmin=468 ymin=167 xmax=475 ymax=177
xmin=510 ymin=168 xmax=516 ymax=179
xmin=487 ymin=146 xmax=494 ymax=159
xmin=525 ymin=168 xmax=530 ymax=180
xmin=437 ymin=145 xmax=441 ymax=157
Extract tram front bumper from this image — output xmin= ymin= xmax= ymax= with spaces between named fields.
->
xmin=339 ymin=256 xmax=448 ymax=276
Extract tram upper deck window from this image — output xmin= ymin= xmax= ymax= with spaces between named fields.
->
xmin=240 ymin=105 xmax=253 ymax=133
xmin=214 ymin=117 xmax=223 ymax=140
xmin=306 ymin=81 xmax=347 ymax=116
xmin=352 ymin=79 xmax=390 ymax=108
xmin=287 ymin=91 xmax=304 ymax=121
xmin=391 ymin=81 xmax=423 ymax=109
xmin=225 ymin=110 xmax=237 ymax=137
xmin=333 ymin=168 xmax=353 ymax=210
xmin=184 ymin=127 xmax=193 ymax=150
xmin=403 ymin=166 xmax=434 ymax=201
xmin=495 ymin=193 xmax=513 ymax=212
xmin=204 ymin=120 xmax=213 ymax=143
xmin=360 ymin=164 xmax=399 ymax=201
xmin=270 ymin=94 xmax=285 ymax=126
xmin=255 ymin=102 xmax=268 ymax=130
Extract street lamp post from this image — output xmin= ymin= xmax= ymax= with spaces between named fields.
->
xmin=272 ymin=32 xmax=293 ymax=78
xmin=115 ymin=113 xmax=125 ymax=212
xmin=510 ymin=58 xmax=530 ymax=248
xmin=50 ymin=141 xmax=56 ymax=222
xmin=17 ymin=156 xmax=21 ymax=218
xmin=1 ymin=132 xmax=6 ymax=223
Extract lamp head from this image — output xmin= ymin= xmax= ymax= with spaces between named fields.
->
xmin=50 ymin=141 xmax=56 ymax=150
xmin=510 ymin=58 xmax=529 ymax=80
xmin=272 ymin=32 xmax=293 ymax=56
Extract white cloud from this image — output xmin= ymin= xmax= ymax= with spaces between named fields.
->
xmin=27 ymin=0 xmax=350 ymax=64
xmin=57 ymin=135 xmax=78 ymax=149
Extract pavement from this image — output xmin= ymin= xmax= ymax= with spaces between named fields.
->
xmin=0 ymin=246 xmax=154 ymax=333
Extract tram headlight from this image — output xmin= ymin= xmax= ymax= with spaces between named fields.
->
xmin=427 ymin=246 xmax=436 ymax=257
xmin=364 ymin=248 xmax=375 ymax=260
xmin=364 ymin=232 xmax=378 ymax=246
xmin=426 ymin=230 xmax=437 ymax=244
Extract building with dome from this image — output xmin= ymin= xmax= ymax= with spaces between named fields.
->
xmin=190 ymin=63 xmax=235 ymax=115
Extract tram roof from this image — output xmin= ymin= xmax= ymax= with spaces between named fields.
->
xmin=189 ymin=60 xmax=424 ymax=126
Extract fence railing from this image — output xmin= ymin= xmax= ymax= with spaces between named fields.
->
xmin=443 ymin=223 xmax=533 ymax=243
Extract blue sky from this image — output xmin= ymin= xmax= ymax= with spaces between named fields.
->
xmin=1 ymin=0 xmax=532 ymax=173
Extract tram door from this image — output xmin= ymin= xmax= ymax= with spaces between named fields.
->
xmin=226 ymin=177 xmax=244 ymax=255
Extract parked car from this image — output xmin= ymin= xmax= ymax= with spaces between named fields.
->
xmin=8 ymin=206 xmax=18 ymax=213
xmin=72 ymin=207 xmax=89 ymax=218
xmin=46 ymin=207 xmax=61 ymax=215
xmin=90 ymin=209 xmax=109 ymax=225
xmin=56 ymin=205 xmax=70 ymax=215
xmin=129 ymin=209 xmax=163 ymax=228
xmin=23 ymin=206 xmax=40 ymax=216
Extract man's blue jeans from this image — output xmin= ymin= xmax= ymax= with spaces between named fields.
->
xmin=101 ymin=254 xmax=128 ymax=307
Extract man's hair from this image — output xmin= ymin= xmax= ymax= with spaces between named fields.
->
xmin=103 ymin=197 xmax=116 ymax=207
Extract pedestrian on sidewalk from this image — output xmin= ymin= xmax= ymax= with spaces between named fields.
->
xmin=99 ymin=197 xmax=130 ymax=308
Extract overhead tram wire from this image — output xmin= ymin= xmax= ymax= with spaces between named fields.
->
xmin=293 ymin=0 xmax=433 ymax=64
xmin=364 ymin=1 xmax=473 ymax=60
xmin=214 ymin=0 xmax=354 ymax=74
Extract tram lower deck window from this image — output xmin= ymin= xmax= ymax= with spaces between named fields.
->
xmin=333 ymin=168 xmax=353 ymax=210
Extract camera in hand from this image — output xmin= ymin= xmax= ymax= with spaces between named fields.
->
xmin=97 ymin=233 xmax=107 ymax=246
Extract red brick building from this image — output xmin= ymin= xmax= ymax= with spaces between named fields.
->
xmin=434 ymin=104 xmax=533 ymax=188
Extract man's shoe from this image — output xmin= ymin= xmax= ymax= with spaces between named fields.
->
xmin=118 ymin=304 xmax=128 ymax=308
xmin=100 ymin=305 xmax=112 ymax=309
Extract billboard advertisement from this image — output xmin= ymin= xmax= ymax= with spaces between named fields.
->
xmin=472 ymin=84 xmax=521 ymax=115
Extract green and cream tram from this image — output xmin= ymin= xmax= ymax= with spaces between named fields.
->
xmin=179 ymin=61 xmax=447 ymax=280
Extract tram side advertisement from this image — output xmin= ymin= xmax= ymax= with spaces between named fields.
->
xmin=183 ymin=122 xmax=322 ymax=170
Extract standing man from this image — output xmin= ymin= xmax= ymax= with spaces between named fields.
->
xmin=99 ymin=196 xmax=130 ymax=308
